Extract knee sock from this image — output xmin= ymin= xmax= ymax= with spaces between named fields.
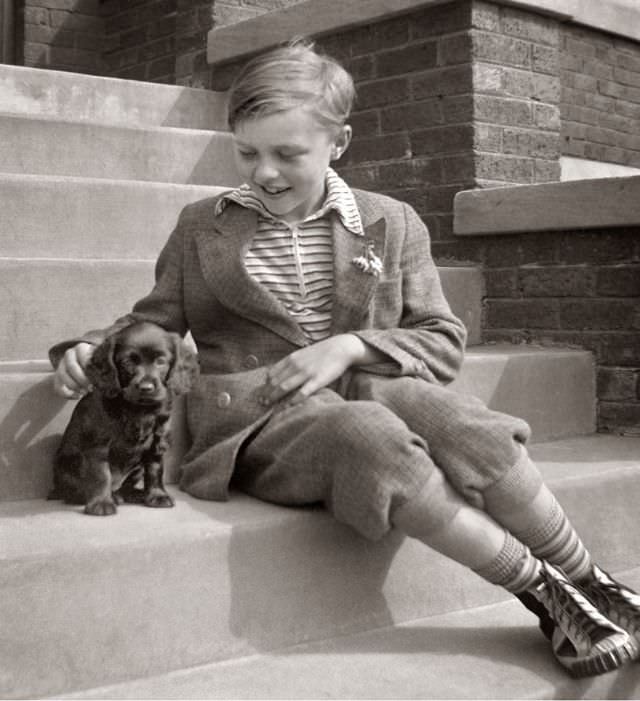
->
xmin=472 ymin=531 xmax=542 ymax=593
xmin=511 ymin=492 xmax=593 ymax=583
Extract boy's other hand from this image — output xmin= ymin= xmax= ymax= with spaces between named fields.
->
xmin=52 ymin=342 xmax=95 ymax=399
xmin=259 ymin=334 xmax=377 ymax=407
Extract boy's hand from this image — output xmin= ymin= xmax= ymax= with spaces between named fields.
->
xmin=259 ymin=334 xmax=375 ymax=407
xmin=52 ymin=342 xmax=95 ymax=399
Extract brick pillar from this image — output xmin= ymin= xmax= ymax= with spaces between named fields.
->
xmin=471 ymin=1 xmax=561 ymax=189
xmin=18 ymin=0 xmax=103 ymax=74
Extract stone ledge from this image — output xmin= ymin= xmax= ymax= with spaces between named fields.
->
xmin=453 ymin=175 xmax=640 ymax=235
xmin=207 ymin=0 xmax=637 ymax=67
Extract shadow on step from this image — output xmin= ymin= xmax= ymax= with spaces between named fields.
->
xmin=0 ymin=375 xmax=71 ymax=501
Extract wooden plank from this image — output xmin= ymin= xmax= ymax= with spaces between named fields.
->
xmin=453 ymin=176 xmax=640 ymax=235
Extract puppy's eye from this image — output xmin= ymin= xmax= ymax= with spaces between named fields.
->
xmin=154 ymin=356 xmax=169 ymax=366
xmin=127 ymin=352 xmax=141 ymax=365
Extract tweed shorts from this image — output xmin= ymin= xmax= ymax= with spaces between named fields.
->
xmin=232 ymin=373 xmax=541 ymax=541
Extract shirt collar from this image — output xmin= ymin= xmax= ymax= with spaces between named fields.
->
xmin=215 ymin=168 xmax=364 ymax=236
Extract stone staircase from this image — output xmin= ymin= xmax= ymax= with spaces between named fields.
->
xmin=1 ymin=64 xmax=639 ymax=700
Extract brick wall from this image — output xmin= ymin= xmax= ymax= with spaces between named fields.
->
xmin=561 ymin=23 xmax=640 ymax=168
xmin=207 ymin=0 xmax=562 ymax=247
xmin=18 ymin=0 xmax=103 ymax=74
xmin=468 ymin=227 xmax=640 ymax=435
xmin=101 ymin=0 xmax=178 ymax=83
xmin=213 ymin=0 xmax=304 ymax=28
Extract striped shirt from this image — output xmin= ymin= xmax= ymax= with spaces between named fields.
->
xmin=215 ymin=169 xmax=363 ymax=342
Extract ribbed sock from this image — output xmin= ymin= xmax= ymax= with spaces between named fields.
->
xmin=513 ymin=495 xmax=592 ymax=582
xmin=473 ymin=531 xmax=542 ymax=593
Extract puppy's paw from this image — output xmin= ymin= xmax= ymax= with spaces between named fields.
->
xmin=144 ymin=489 xmax=175 ymax=508
xmin=84 ymin=499 xmax=117 ymax=516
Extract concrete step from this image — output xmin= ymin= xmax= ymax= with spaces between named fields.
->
xmin=0 ymin=347 xmax=595 ymax=502
xmin=0 ymin=113 xmax=241 ymax=185
xmin=0 ymin=64 xmax=229 ymax=131
xmin=0 ymin=260 xmax=483 ymax=361
xmin=0 ymin=174 xmax=227 ymax=259
xmin=2 ymin=434 xmax=639 ymax=698
xmin=56 ymin=568 xmax=640 ymax=700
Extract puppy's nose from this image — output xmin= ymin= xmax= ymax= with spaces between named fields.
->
xmin=138 ymin=380 xmax=157 ymax=394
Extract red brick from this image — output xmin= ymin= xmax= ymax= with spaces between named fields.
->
xmin=344 ymin=134 xmax=411 ymax=166
xmin=376 ymin=159 xmax=443 ymax=189
xmin=533 ymin=103 xmax=560 ymax=131
xmin=349 ymin=110 xmax=380 ymax=138
xmin=475 ymin=152 xmax=533 ymax=183
xmin=598 ymin=402 xmax=640 ymax=434
xmin=560 ymin=299 xmax=637 ymax=330
xmin=597 ymin=367 xmax=638 ymax=401
xmin=503 ymin=128 xmax=560 ymax=158
xmin=533 ymin=159 xmax=560 ymax=183
xmin=519 ymin=265 xmax=595 ymax=297
xmin=475 ymin=95 xmax=532 ymax=126
xmin=474 ymin=124 xmax=502 ymax=152
xmin=376 ymin=41 xmax=438 ymax=79
xmin=442 ymin=154 xmax=475 ymax=183
xmin=485 ymin=269 xmax=518 ymax=297
xmin=356 ymin=77 xmax=410 ymax=111
xmin=439 ymin=32 xmax=472 ymax=66
xmin=556 ymin=232 xmax=636 ymax=265
xmin=442 ymin=95 xmax=474 ymax=122
xmin=412 ymin=65 xmax=472 ymax=99
xmin=500 ymin=7 xmax=559 ymax=46
xmin=597 ymin=266 xmax=640 ymax=296
xmin=485 ymin=299 xmax=559 ymax=329
xmin=410 ymin=1 xmax=471 ymax=39
xmin=471 ymin=30 xmax=531 ymax=70
xmin=349 ymin=15 xmax=409 ymax=57
xmin=531 ymin=45 xmax=559 ymax=75
xmin=380 ymin=100 xmax=442 ymax=133
xmin=411 ymin=124 xmax=474 ymax=156
xmin=471 ymin=1 xmax=500 ymax=32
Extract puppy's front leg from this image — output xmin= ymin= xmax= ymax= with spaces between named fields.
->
xmin=84 ymin=453 xmax=118 ymax=516
xmin=143 ymin=460 xmax=174 ymax=508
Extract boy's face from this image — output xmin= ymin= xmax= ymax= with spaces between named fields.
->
xmin=233 ymin=106 xmax=351 ymax=224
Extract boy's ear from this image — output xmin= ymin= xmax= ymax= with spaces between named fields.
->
xmin=331 ymin=124 xmax=352 ymax=161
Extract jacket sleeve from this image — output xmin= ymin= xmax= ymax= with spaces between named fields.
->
xmin=48 ymin=208 xmax=190 ymax=370
xmin=351 ymin=203 xmax=467 ymax=385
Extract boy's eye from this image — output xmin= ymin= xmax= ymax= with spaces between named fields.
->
xmin=237 ymin=149 xmax=256 ymax=159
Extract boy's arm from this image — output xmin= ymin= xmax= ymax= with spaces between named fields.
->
xmin=49 ymin=210 xmax=189 ymax=370
xmin=350 ymin=203 xmax=467 ymax=385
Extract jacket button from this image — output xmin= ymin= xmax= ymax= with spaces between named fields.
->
xmin=216 ymin=392 xmax=231 ymax=408
xmin=244 ymin=354 xmax=259 ymax=369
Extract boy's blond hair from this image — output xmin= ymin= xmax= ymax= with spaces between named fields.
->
xmin=227 ymin=38 xmax=355 ymax=134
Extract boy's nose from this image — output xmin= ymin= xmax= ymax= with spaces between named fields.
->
xmin=253 ymin=160 xmax=279 ymax=183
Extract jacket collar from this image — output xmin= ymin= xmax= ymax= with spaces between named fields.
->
xmin=195 ymin=189 xmax=386 ymax=346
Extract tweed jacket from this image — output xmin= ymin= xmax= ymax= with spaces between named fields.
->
xmin=49 ymin=188 xmax=467 ymax=501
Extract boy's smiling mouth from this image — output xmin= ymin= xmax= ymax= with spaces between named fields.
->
xmin=260 ymin=185 xmax=291 ymax=197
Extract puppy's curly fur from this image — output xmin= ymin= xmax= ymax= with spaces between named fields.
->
xmin=50 ymin=322 xmax=199 ymax=516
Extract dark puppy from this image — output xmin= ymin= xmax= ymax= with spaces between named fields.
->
xmin=50 ymin=322 xmax=199 ymax=515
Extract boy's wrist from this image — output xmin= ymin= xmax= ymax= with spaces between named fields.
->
xmin=341 ymin=333 xmax=385 ymax=367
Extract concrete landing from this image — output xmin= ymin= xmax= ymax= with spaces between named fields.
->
xmin=56 ymin=569 xmax=640 ymax=700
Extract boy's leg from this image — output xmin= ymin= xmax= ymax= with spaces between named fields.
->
xmin=346 ymin=374 xmax=591 ymax=579
xmin=235 ymin=388 xmax=635 ymax=676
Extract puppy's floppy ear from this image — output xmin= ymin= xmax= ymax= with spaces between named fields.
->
xmin=167 ymin=334 xmax=199 ymax=395
xmin=86 ymin=335 xmax=121 ymax=397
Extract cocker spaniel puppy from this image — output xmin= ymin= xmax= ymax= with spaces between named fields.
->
xmin=50 ymin=322 xmax=199 ymax=515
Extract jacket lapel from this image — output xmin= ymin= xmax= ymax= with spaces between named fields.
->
xmin=330 ymin=192 xmax=386 ymax=335
xmin=195 ymin=190 xmax=387 ymax=344
xmin=195 ymin=204 xmax=310 ymax=347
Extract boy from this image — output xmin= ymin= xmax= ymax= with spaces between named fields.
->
xmin=51 ymin=39 xmax=640 ymax=678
